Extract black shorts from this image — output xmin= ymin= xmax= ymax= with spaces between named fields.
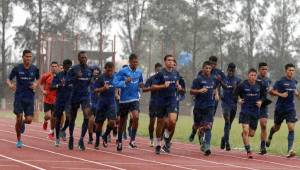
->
xmin=95 ymin=102 xmax=117 ymax=123
xmin=156 ymin=104 xmax=178 ymax=118
xmin=221 ymin=102 xmax=237 ymax=121
xmin=274 ymin=109 xmax=298 ymax=125
xmin=239 ymin=113 xmax=259 ymax=130
xmin=259 ymin=106 xmax=269 ymax=119
xmin=119 ymin=101 xmax=139 ymax=117
xmin=70 ymin=99 xmax=91 ymax=116
xmin=193 ymin=107 xmax=214 ymax=128
xmin=44 ymin=103 xmax=55 ymax=113
xmin=14 ymin=99 xmax=34 ymax=116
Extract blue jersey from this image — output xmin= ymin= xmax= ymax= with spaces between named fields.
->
xmin=257 ymin=76 xmax=272 ymax=99
xmin=236 ymin=80 xmax=264 ymax=115
xmin=221 ymin=75 xmax=241 ymax=107
xmin=67 ymin=64 xmax=92 ymax=103
xmin=145 ymin=74 xmax=159 ymax=107
xmin=95 ymin=74 xmax=116 ymax=104
xmin=113 ymin=66 xmax=143 ymax=103
xmin=211 ymin=68 xmax=226 ymax=86
xmin=9 ymin=64 xmax=40 ymax=100
xmin=273 ymin=77 xmax=297 ymax=112
xmin=153 ymin=68 xmax=180 ymax=105
xmin=51 ymin=70 xmax=72 ymax=103
xmin=90 ymin=76 xmax=100 ymax=107
xmin=191 ymin=74 xmax=216 ymax=109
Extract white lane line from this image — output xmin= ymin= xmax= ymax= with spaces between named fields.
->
xmin=0 ymin=154 xmax=46 ymax=170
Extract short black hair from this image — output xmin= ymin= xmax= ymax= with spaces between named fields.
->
xmin=154 ymin=63 xmax=162 ymax=69
xmin=78 ymin=51 xmax=86 ymax=58
xmin=51 ymin=61 xmax=58 ymax=65
xmin=248 ymin=68 xmax=257 ymax=74
xmin=164 ymin=54 xmax=174 ymax=61
xmin=285 ymin=63 xmax=295 ymax=70
xmin=228 ymin=62 xmax=236 ymax=70
xmin=63 ymin=59 xmax=72 ymax=66
xmin=209 ymin=56 xmax=218 ymax=63
xmin=22 ymin=49 xmax=31 ymax=56
xmin=105 ymin=62 xmax=114 ymax=69
xmin=129 ymin=53 xmax=138 ymax=61
xmin=202 ymin=61 xmax=212 ymax=68
xmin=258 ymin=62 xmax=268 ymax=68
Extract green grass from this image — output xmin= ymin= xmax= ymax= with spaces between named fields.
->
xmin=0 ymin=110 xmax=297 ymax=155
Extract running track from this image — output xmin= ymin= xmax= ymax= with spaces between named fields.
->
xmin=1 ymin=117 xmax=300 ymax=170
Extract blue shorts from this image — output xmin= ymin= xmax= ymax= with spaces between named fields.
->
xmin=95 ymin=102 xmax=117 ymax=123
xmin=239 ymin=113 xmax=259 ymax=130
xmin=14 ymin=98 xmax=34 ymax=116
xmin=70 ymin=99 xmax=91 ymax=116
xmin=274 ymin=109 xmax=297 ymax=125
xmin=193 ymin=107 xmax=214 ymax=128
xmin=221 ymin=102 xmax=237 ymax=121
xmin=259 ymin=106 xmax=269 ymax=119
xmin=119 ymin=101 xmax=139 ymax=117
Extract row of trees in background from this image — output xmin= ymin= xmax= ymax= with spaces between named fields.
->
xmin=1 ymin=0 xmax=300 ymax=90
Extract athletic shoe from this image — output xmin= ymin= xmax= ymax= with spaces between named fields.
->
xmin=21 ymin=122 xmax=25 ymax=134
xmin=149 ymin=139 xmax=154 ymax=147
xmin=225 ymin=143 xmax=231 ymax=151
xmin=16 ymin=140 xmax=23 ymax=148
xmin=102 ymin=135 xmax=108 ymax=148
xmin=129 ymin=141 xmax=137 ymax=149
xmin=287 ymin=150 xmax=296 ymax=158
xmin=189 ymin=132 xmax=195 ymax=142
xmin=204 ymin=149 xmax=211 ymax=156
xmin=259 ymin=147 xmax=267 ymax=155
xmin=43 ymin=121 xmax=48 ymax=130
xmin=78 ymin=139 xmax=85 ymax=151
xmin=59 ymin=130 xmax=67 ymax=141
xmin=220 ymin=137 xmax=225 ymax=150
xmin=48 ymin=133 xmax=54 ymax=140
xmin=155 ymin=145 xmax=161 ymax=155
xmin=68 ymin=137 xmax=74 ymax=150
xmin=117 ymin=141 xmax=122 ymax=152
xmin=94 ymin=139 xmax=100 ymax=150
xmin=266 ymin=139 xmax=271 ymax=147
xmin=55 ymin=139 xmax=60 ymax=147
xmin=162 ymin=144 xmax=170 ymax=153
xmin=247 ymin=152 xmax=253 ymax=159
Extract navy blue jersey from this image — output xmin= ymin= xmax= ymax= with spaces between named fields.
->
xmin=9 ymin=64 xmax=40 ymax=100
xmin=67 ymin=64 xmax=92 ymax=103
xmin=221 ymin=75 xmax=241 ymax=107
xmin=191 ymin=74 xmax=216 ymax=109
xmin=212 ymin=68 xmax=226 ymax=85
xmin=153 ymin=68 xmax=180 ymax=104
xmin=90 ymin=76 xmax=100 ymax=107
xmin=236 ymin=80 xmax=264 ymax=115
xmin=273 ymin=77 xmax=297 ymax=112
xmin=95 ymin=74 xmax=116 ymax=103
xmin=177 ymin=76 xmax=186 ymax=102
xmin=145 ymin=74 xmax=159 ymax=107
xmin=257 ymin=75 xmax=272 ymax=99
xmin=51 ymin=71 xmax=72 ymax=102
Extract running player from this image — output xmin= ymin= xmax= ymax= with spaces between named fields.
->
xmin=94 ymin=62 xmax=117 ymax=149
xmin=267 ymin=63 xmax=300 ymax=158
xmin=152 ymin=54 xmax=183 ymax=154
xmin=67 ymin=51 xmax=93 ymax=150
xmin=190 ymin=61 xmax=218 ymax=156
xmin=6 ymin=50 xmax=40 ymax=148
xmin=40 ymin=61 xmax=59 ymax=140
xmin=143 ymin=63 xmax=162 ymax=147
xmin=113 ymin=54 xmax=144 ymax=151
xmin=235 ymin=68 xmax=264 ymax=159
xmin=257 ymin=62 xmax=272 ymax=155
xmin=220 ymin=63 xmax=241 ymax=151
xmin=51 ymin=59 xmax=73 ymax=146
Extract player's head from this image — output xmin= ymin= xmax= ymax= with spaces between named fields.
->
xmin=154 ymin=63 xmax=162 ymax=73
xmin=247 ymin=68 xmax=257 ymax=83
xmin=22 ymin=49 xmax=32 ymax=65
xmin=104 ymin=62 xmax=115 ymax=77
xmin=209 ymin=56 xmax=218 ymax=69
xmin=129 ymin=53 xmax=139 ymax=70
xmin=92 ymin=66 xmax=101 ymax=77
xmin=50 ymin=61 xmax=59 ymax=73
xmin=258 ymin=62 xmax=268 ymax=77
xmin=285 ymin=63 xmax=295 ymax=79
xmin=164 ymin=54 xmax=175 ymax=69
xmin=62 ymin=59 xmax=72 ymax=71
xmin=227 ymin=62 xmax=236 ymax=76
xmin=78 ymin=51 xmax=87 ymax=65
xmin=202 ymin=61 xmax=212 ymax=76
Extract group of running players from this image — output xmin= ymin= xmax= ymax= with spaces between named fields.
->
xmin=6 ymin=49 xmax=300 ymax=159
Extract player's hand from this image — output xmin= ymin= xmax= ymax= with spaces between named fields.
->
xmin=280 ymin=92 xmax=288 ymax=98
xmin=176 ymin=82 xmax=182 ymax=91
xmin=199 ymin=88 xmax=208 ymax=93
xmin=125 ymin=77 xmax=132 ymax=84
xmin=238 ymin=99 xmax=244 ymax=105
xmin=103 ymin=83 xmax=110 ymax=90
xmin=9 ymin=84 xmax=16 ymax=92
xmin=164 ymin=81 xmax=171 ymax=88
xmin=256 ymin=100 xmax=262 ymax=108
xmin=30 ymin=82 xmax=38 ymax=91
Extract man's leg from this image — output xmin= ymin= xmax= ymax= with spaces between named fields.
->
xmin=102 ymin=119 xmax=116 ymax=147
xmin=241 ymin=124 xmax=252 ymax=158
xmin=55 ymin=112 xmax=62 ymax=146
xmin=259 ymin=117 xmax=268 ymax=154
xmin=221 ymin=108 xmax=230 ymax=150
xmin=266 ymin=123 xmax=281 ymax=147
xmin=155 ymin=117 xmax=165 ymax=154
xmin=129 ymin=109 xmax=139 ymax=148
xmin=94 ymin=120 xmax=104 ymax=149
xmin=68 ymin=104 xmax=78 ymax=150
xmin=286 ymin=122 xmax=296 ymax=157
xmin=78 ymin=104 xmax=92 ymax=151
xmin=43 ymin=104 xmax=51 ymax=131
xmin=15 ymin=114 xmax=23 ymax=147
xmin=88 ymin=114 xmax=95 ymax=144
xmin=49 ymin=107 xmax=55 ymax=140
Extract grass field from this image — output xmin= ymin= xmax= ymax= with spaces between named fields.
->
xmin=0 ymin=110 xmax=298 ymax=155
